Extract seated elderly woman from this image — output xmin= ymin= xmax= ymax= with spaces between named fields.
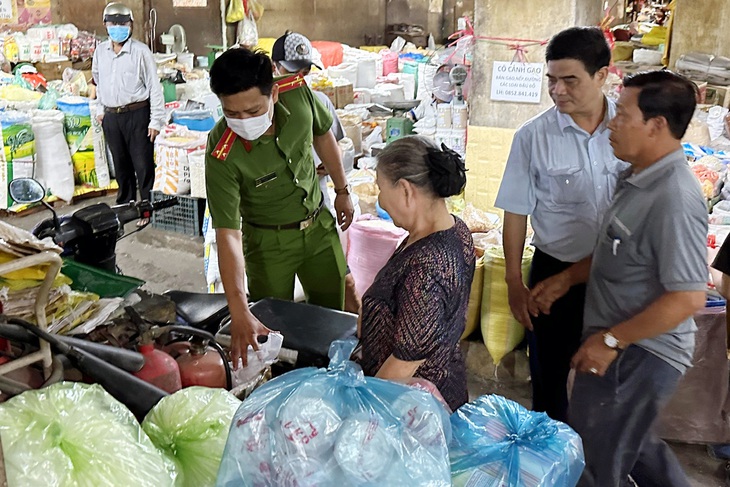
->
xmin=358 ymin=135 xmax=475 ymax=411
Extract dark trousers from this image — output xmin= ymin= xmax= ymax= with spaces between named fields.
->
xmin=102 ymin=105 xmax=155 ymax=203
xmin=527 ymin=248 xmax=585 ymax=422
xmin=569 ymin=346 xmax=690 ymax=487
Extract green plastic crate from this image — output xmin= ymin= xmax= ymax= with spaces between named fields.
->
xmin=61 ymin=258 xmax=145 ymax=298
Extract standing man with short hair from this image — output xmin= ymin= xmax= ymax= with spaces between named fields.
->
xmin=92 ymin=2 xmax=165 ymax=221
xmin=206 ymin=48 xmax=354 ymax=367
xmin=271 ymin=31 xmax=361 ymax=314
xmin=569 ymin=70 xmax=706 ymax=486
xmin=495 ymin=27 xmax=627 ymax=422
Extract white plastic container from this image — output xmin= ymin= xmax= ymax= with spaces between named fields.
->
xmin=436 ymin=103 xmax=452 ymax=129
xmin=451 ymin=128 xmax=467 ymax=155
xmin=452 ymin=103 xmax=468 ymax=129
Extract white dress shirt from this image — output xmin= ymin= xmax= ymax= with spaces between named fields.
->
xmin=495 ymin=98 xmax=629 ymax=262
xmin=92 ymin=38 xmax=166 ymax=132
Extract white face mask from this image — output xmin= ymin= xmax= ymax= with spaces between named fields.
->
xmin=225 ymin=98 xmax=273 ymax=140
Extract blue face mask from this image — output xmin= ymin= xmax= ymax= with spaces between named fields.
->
xmin=107 ymin=25 xmax=131 ymax=43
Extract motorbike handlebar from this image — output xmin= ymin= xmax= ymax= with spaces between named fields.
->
xmin=152 ymin=196 xmax=179 ymax=211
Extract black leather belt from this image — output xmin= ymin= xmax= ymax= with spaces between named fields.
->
xmin=247 ymin=202 xmax=324 ymax=231
xmin=105 ymin=99 xmax=150 ymax=114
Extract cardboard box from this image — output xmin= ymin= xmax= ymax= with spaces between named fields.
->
xmin=34 ymin=60 xmax=72 ymax=81
xmin=313 ymin=86 xmax=336 ymax=107
xmin=335 ymin=82 xmax=354 ymax=109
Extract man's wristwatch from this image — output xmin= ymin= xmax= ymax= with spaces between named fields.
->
xmin=334 ymin=184 xmax=352 ymax=196
xmin=602 ymin=331 xmax=622 ymax=350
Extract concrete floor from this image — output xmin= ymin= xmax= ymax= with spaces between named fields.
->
xmin=2 ymin=195 xmax=727 ymax=486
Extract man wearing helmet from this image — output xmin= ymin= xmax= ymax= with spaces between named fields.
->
xmin=92 ymin=2 xmax=165 ymax=224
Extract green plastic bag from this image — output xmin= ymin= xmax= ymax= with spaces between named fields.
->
xmin=0 ymin=382 xmax=177 ymax=487
xmin=143 ymin=387 xmax=241 ymax=487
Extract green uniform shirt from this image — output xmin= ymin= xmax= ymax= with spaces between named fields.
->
xmin=205 ymin=82 xmax=334 ymax=229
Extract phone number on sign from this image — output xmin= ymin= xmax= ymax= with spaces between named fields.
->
xmin=503 ymin=90 xmax=539 ymax=97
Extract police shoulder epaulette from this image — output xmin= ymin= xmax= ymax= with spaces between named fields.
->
xmin=211 ymin=127 xmax=252 ymax=161
xmin=275 ymin=74 xmax=306 ymax=94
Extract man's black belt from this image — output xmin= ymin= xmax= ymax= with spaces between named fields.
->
xmin=105 ymin=99 xmax=150 ymax=114
xmin=246 ymin=202 xmax=324 ymax=231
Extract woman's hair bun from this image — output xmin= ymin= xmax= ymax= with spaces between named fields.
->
xmin=425 ymin=143 xmax=467 ymax=197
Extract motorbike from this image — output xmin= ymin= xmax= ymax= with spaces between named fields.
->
xmin=6 ymin=178 xmax=357 ymax=401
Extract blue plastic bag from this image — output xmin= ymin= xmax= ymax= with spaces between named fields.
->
xmin=172 ymin=109 xmax=216 ymax=132
xmin=216 ymin=339 xmax=452 ymax=487
xmin=450 ymin=395 xmax=584 ymax=487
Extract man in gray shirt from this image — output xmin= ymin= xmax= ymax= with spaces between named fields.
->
xmin=92 ymin=2 xmax=165 ymax=221
xmin=568 ymin=71 xmax=707 ymax=486
xmin=495 ymin=27 xmax=626 ymax=422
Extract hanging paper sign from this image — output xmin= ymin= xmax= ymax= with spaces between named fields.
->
xmin=490 ymin=61 xmax=544 ymax=104
xmin=173 ymin=0 xmax=207 ymax=6
xmin=0 ymin=0 xmax=14 ymax=21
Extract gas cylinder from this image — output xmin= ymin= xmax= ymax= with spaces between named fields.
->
xmin=133 ymin=343 xmax=182 ymax=394
xmin=176 ymin=339 xmax=227 ymax=389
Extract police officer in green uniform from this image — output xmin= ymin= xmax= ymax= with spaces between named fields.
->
xmin=206 ymin=48 xmax=354 ymax=366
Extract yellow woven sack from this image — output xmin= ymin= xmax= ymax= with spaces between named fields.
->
xmin=480 ymin=246 xmax=534 ymax=365
xmin=462 ymin=254 xmax=484 ymax=340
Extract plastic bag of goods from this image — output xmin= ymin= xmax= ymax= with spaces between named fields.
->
xmin=0 ymin=110 xmax=36 ymax=208
xmin=142 ymin=387 xmax=242 ymax=487
xmin=450 ymin=395 xmax=584 ymax=487
xmin=216 ymin=339 xmax=452 ymax=486
xmin=482 ymin=246 xmax=534 ymax=364
xmin=0 ymin=382 xmax=177 ymax=486
xmin=346 ymin=215 xmax=407 ymax=298
xmin=153 ymin=125 xmax=207 ymax=195
xmin=57 ymin=95 xmax=104 ymax=186
xmin=31 ymin=109 xmax=74 ymax=201
xmin=89 ymin=100 xmax=112 ymax=187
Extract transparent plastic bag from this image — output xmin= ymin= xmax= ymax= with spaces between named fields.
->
xmin=450 ymin=395 xmax=584 ymax=487
xmin=216 ymin=339 xmax=452 ymax=486
xmin=0 ymin=382 xmax=177 ymax=486
xmin=142 ymin=387 xmax=242 ymax=487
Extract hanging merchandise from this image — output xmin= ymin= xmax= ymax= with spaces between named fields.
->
xmin=450 ymin=394 xmax=585 ymax=486
xmin=225 ymin=0 xmax=245 ymax=24
xmin=237 ymin=0 xmax=259 ymax=48
xmin=142 ymin=387 xmax=241 ymax=487
xmin=216 ymin=339 xmax=453 ymax=487
xmin=481 ymin=245 xmax=534 ymax=365
xmin=31 ymin=110 xmax=74 ymax=202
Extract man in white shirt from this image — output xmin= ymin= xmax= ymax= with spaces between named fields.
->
xmin=92 ymin=2 xmax=165 ymax=222
xmin=494 ymin=27 xmax=627 ymax=422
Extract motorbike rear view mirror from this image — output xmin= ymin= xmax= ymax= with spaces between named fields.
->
xmin=9 ymin=177 xmax=45 ymax=204
xmin=9 ymin=178 xmax=61 ymax=233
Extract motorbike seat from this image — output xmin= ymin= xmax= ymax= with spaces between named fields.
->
xmin=163 ymin=290 xmax=229 ymax=334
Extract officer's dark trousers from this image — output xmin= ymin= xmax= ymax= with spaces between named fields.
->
xmin=569 ymin=346 xmax=690 ymax=487
xmin=102 ymin=104 xmax=155 ymax=203
xmin=527 ymin=248 xmax=585 ymax=422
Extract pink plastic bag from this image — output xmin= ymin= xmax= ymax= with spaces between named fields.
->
xmin=346 ymin=215 xmax=407 ymax=297
xmin=380 ymin=50 xmax=399 ymax=76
